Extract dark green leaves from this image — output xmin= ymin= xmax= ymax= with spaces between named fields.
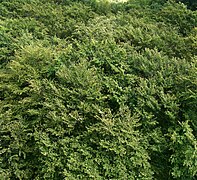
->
xmin=0 ymin=0 xmax=197 ymax=179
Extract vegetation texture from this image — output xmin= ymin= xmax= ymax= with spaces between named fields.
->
xmin=0 ymin=0 xmax=197 ymax=179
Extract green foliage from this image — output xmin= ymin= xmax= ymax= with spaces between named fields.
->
xmin=177 ymin=0 xmax=197 ymax=10
xmin=0 ymin=0 xmax=197 ymax=179
xmin=158 ymin=1 xmax=197 ymax=35
xmin=169 ymin=121 xmax=197 ymax=179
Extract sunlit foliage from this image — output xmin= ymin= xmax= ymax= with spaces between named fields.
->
xmin=0 ymin=0 xmax=197 ymax=179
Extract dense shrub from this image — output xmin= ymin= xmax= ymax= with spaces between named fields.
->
xmin=0 ymin=0 xmax=197 ymax=179
xmin=177 ymin=0 xmax=197 ymax=10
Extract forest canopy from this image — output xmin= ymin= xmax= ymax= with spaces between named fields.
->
xmin=0 ymin=0 xmax=197 ymax=179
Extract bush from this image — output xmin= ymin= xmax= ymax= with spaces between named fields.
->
xmin=0 ymin=0 xmax=197 ymax=179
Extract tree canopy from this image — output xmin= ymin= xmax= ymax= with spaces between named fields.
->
xmin=0 ymin=0 xmax=197 ymax=179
